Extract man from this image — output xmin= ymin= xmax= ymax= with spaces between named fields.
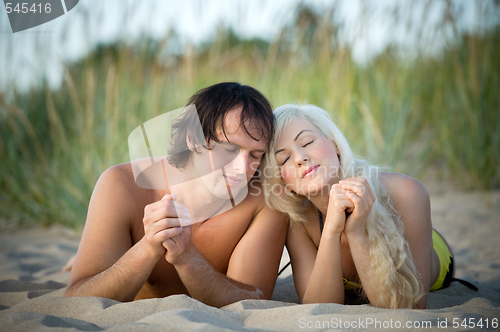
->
xmin=65 ymin=82 xmax=287 ymax=308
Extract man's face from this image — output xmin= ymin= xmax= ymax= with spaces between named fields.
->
xmin=192 ymin=106 xmax=267 ymax=199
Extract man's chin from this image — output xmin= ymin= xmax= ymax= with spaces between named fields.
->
xmin=199 ymin=172 xmax=249 ymax=200
xmin=213 ymin=185 xmax=245 ymax=200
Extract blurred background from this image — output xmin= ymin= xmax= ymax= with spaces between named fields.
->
xmin=0 ymin=0 xmax=499 ymax=228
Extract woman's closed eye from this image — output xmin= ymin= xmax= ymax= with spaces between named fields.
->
xmin=280 ymin=156 xmax=290 ymax=166
xmin=279 ymin=141 xmax=313 ymax=165
xmin=303 ymin=140 xmax=314 ymax=147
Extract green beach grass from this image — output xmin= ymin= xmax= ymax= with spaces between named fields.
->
xmin=1 ymin=4 xmax=499 ymax=228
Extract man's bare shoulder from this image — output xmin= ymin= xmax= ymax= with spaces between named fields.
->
xmin=242 ymin=177 xmax=268 ymax=214
xmin=101 ymin=162 xmax=136 ymax=187
xmin=92 ymin=162 xmax=160 ymax=222
xmin=244 ymin=177 xmax=287 ymax=227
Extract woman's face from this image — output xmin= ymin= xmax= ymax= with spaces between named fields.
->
xmin=274 ymin=118 xmax=340 ymax=196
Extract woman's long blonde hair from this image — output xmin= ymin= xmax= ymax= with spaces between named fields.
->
xmin=261 ymin=104 xmax=423 ymax=309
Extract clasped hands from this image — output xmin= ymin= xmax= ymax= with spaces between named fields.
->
xmin=142 ymin=193 xmax=193 ymax=264
xmin=325 ymin=177 xmax=376 ymax=236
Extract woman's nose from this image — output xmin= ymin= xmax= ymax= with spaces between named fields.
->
xmin=294 ymin=152 xmax=309 ymax=165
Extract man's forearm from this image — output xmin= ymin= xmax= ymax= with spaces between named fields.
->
xmin=174 ymin=245 xmax=264 ymax=308
xmin=65 ymin=237 xmax=160 ymax=302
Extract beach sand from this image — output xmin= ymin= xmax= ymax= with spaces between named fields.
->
xmin=0 ymin=188 xmax=499 ymax=331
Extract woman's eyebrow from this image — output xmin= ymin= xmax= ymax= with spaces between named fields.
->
xmin=275 ymin=130 xmax=313 ymax=154
xmin=294 ymin=130 xmax=312 ymax=141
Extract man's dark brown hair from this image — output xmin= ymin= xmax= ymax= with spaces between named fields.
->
xmin=167 ymin=82 xmax=274 ymax=169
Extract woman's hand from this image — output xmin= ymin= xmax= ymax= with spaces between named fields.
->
xmin=142 ymin=193 xmax=191 ymax=260
xmin=324 ymin=184 xmax=355 ymax=234
xmin=339 ymin=177 xmax=376 ymax=236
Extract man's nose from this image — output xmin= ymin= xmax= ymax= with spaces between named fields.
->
xmin=231 ymin=151 xmax=247 ymax=174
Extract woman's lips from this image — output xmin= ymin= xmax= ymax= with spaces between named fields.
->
xmin=302 ymin=165 xmax=319 ymax=178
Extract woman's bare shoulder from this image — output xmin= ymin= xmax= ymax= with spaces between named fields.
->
xmin=378 ymin=172 xmax=429 ymax=202
xmin=377 ymin=172 xmax=431 ymax=231
xmin=288 ymin=204 xmax=320 ymax=242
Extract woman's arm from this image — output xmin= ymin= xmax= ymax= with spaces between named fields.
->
xmin=288 ymin=184 xmax=356 ymax=304
xmin=286 ymin=221 xmax=344 ymax=304
xmin=380 ymin=173 xmax=433 ymax=309
xmin=343 ymin=174 xmax=432 ymax=309
xmin=337 ymin=178 xmax=382 ymax=305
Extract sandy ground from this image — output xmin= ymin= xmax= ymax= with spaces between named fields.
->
xmin=0 ymin=188 xmax=499 ymax=331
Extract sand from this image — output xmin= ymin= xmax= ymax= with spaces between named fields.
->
xmin=0 ymin=189 xmax=499 ymax=331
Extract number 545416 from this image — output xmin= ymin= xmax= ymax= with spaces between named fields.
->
xmin=5 ymin=3 xmax=52 ymax=14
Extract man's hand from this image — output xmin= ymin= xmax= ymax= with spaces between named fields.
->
xmin=162 ymin=225 xmax=192 ymax=265
xmin=142 ymin=193 xmax=191 ymax=260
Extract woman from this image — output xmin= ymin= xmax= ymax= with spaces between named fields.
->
xmin=261 ymin=104 xmax=460 ymax=309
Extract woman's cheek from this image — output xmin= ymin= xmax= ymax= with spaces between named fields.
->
xmin=317 ymin=139 xmax=337 ymax=156
xmin=280 ymin=167 xmax=295 ymax=187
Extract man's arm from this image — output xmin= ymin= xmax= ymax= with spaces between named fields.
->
xmin=168 ymin=203 xmax=288 ymax=308
xmin=65 ymin=165 xmax=183 ymax=301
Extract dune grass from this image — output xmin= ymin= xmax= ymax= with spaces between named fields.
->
xmin=0 ymin=4 xmax=499 ymax=228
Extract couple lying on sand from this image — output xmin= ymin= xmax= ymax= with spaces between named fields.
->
xmin=65 ymin=82 xmax=463 ymax=309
